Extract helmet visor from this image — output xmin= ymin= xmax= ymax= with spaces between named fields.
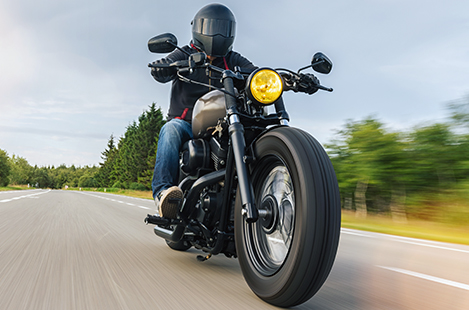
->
xmin=193 ymin=18 xmax=236 ymax=38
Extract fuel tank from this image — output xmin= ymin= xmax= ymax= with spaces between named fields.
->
xmin=192 ymin=90 xmax=226 ymax=138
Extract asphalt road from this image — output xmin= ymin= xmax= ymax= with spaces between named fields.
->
xmin=1 ymin=189 xmax=468 ymax=310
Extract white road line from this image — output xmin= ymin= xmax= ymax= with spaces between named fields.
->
xmin=0 ymin=190 xmax=51 ymax=203
xmin=378 ymin=266 xmax=469 ymax=291
xmin=0 ymin=189 xmax=41 ymax=195
xmin=341 ymin=228 xmax=469 ymax=254
xmin=78 ymin=191 xmax=152 ymax=211
xmin=83 ymin=191 xmax=152 ymax=203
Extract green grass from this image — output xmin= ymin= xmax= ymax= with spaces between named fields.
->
xmin=342 ymin=210 xmax=469 ymax=245
xmin=0 ymin=185 xmax=32 ymax=191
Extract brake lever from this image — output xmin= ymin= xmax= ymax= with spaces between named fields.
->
xmin=317 ymin=85 xmax=333 ymax=92
xmin=300 ymin=73 xmax=334 ymax=93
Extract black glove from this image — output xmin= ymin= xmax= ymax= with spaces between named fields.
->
xmin=298 ymin=73 xmax=319 ymax=94
xmin=150 ymin=59 xmax=177 ymax=82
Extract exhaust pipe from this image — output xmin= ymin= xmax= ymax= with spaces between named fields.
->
xmin=153 ymin=224 xmax=185 ymax=242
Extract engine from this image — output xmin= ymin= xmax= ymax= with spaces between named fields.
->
xmin=179 ymin=137 xmax=228 ymax=228
xmin=180 ymin=137 xmax=227 ymax=176
xmin=181 ymin=89 xmax=229 ymax=176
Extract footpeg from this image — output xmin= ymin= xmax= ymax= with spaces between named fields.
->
xmin=197 ymin=253 xmax=212 ymax=262
xmin=144 ymin=214 xmax=171 ymax=226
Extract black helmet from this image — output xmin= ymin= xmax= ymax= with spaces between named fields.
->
xmin=191 ymin=3 xmax=236 ymax=57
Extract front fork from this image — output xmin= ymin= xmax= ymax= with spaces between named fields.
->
xmin=222 ymin=71 xmax=289 ymax=223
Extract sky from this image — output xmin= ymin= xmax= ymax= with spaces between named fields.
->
xmin=1 ymin=0 xmax=468 ymax=167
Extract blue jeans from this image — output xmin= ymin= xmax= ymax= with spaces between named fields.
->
xmin=151 ymin=119 xmax=193 ymax=199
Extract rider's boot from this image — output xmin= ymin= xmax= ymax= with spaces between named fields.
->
xmin=155 ymin=186 xmax=183 ymax=219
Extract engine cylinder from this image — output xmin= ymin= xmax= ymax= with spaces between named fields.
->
xmin=180 ymin=139 xmax=211 ymax=176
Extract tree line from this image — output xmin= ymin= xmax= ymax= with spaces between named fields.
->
xmin=326 ymin=98 xmax=469 ymax=223
xmin=0 ymin=103 xmax=165 ymax=191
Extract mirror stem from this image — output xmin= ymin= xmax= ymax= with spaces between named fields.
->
xmin=297 ymin=64 xmax=312 ymax=73
xmin=167 ymin=41 xmax=191 ymax=56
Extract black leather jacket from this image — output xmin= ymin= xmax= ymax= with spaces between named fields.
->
xmin=151 ymin=45 xmax=256 ymax=122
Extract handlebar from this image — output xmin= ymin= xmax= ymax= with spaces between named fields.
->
xmin=149 ymin=59 xmax=333 ymax=94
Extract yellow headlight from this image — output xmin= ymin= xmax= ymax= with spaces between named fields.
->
xmin=249 ymin=69 xmax=283 ymax=105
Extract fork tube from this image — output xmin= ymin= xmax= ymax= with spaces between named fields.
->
xmin=274 ymin=97 xmax=290 ymax=126
xmin=222 ymin=73 xmax=258 ymax=223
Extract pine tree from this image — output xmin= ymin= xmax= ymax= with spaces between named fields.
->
xmin=95 ymin=134 xmax=118 ymax=187
xmin=98 ymin=103 xmax=165 ymax=189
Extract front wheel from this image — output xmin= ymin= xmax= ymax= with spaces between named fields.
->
xmin=234 ymin=127 xmax=341 ymax=308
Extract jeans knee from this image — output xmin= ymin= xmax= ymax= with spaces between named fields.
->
xmin=159 ymin=119 xmax=192 ymax=143
xmin=159 ymin=121 xmax=179 ymax=141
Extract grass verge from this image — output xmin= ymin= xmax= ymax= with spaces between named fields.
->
xmin=0 ymin=185 xmax=32 ymax=191
xmin=342 ymin=210 xmax=469 ymax=246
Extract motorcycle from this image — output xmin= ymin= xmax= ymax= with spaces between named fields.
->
xmin=144 ymin=33 xmax=341 ymax=308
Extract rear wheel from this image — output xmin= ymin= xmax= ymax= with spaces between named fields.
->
xmin=235 ymin=127 xmax=341 ymax=307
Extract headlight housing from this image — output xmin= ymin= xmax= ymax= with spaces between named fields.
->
xmin=246 ymin=68 xmax=283 ymax=106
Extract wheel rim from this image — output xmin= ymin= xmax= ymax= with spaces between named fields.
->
xmin=244 ymin=157 xmax=295 ymax=276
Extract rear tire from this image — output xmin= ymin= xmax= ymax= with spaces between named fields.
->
xmin=235 ymin=127 xmax=341 ymax=307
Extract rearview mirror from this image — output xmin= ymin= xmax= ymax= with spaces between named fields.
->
xmin=312 ymin=52 xmax=333 ymax=74
xmin=148 ymin=33 xmax=178 ymax=53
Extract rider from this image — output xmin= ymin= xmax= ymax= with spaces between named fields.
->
xmin=150 ymin=3 xmax=257 ymax=219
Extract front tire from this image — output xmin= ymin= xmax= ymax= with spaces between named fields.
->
xmin=234 ymin=127 xmax=341 ymax=307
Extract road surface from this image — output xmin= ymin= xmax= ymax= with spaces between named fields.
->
xmin=1 ymin=189 xmax=468 ymax=309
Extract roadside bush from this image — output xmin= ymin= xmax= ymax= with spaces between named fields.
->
xmin=112 ymin=181 xmax=128 ymax=189
xmin=78 ymin=175 xmax=98 ymax=188
xmin=129 ymin=182 xmax=147 ymax=191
